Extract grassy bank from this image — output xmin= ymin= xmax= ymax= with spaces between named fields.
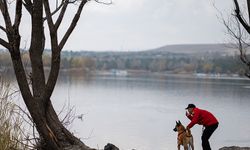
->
xmin=0 ymin=77 xmax=31 ymax=150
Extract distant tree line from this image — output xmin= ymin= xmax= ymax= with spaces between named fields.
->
xmin=94 ymin=54 xmax=246 ymax=75
xmin=0 ymin=50 xmax=247 ymax=76
xmin=0 ymin=50 xmax=96 ymax=72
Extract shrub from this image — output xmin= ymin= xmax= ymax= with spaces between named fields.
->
xmin=0 ymin=77 xmax=30 ymax=150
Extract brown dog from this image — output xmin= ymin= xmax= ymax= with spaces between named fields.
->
xmin=173 ymin=120 xmax=194 ymax=150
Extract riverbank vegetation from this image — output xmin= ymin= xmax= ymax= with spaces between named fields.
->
xmin=0 ymin=77 xmax=31 ymax=149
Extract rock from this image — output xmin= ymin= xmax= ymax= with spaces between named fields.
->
xmin=104 ymin=143 xmax=119 ymax=150
xmin=219 ymin=146 xmax=250 ymax=150
xmin=64 ymin=145 xmax=96 ymax=150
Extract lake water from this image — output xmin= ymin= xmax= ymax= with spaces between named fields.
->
xmin=51 ymin=74 xmax=250 ymax=150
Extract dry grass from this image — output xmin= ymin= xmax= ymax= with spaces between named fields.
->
xmin=0 ymin=77 xmax=31 ymax=150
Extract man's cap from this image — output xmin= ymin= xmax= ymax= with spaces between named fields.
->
xmin=185 ymin=104 xmax=196 ymax=109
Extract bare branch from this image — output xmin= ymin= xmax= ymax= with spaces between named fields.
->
xmin=13 ymin=0 xmax=22 ymax=29
xmin=247 ymin=0 xmax=250 ymax=24
xmin=44 ymin=0 xmax=87 ymax=101
xmin=22 ymin=0 xmax=33 ymax=14
xmin=15 ymin=105 xmax=33 ymax=126
xmin=43 ymin=0 xmax=65 ymax=22
xmin=61 ymin=105 xmax=76 ymax=127
xmin=224 ymin=16 xmax=250 ymax=64
xmin=223 ymin=19 xmax=239 ymax=40
xmin=0 ymin=0 xmax=13 ymax=31
xmin=94 ymin=0 xmax=112 ymax=5
xmin=68 ymin=0 xmax=78 ymax=3
xmin=233 ymin=0 xmax=250 ymax=34
xmin=58 ymin=0 xmax=88 ymax=51
xmin=0 ymin=37 xmax=10 ymax=49
xmin=43 ymin=0 xmax=55 ymax=31
xmin=219 ymin=1 xmax=250 ymax=79
xmin=234 ymin=4 xmax=250 ymax=65
xmin=0 ymin=25 xmax=7 ymax=33
xmin=55 ymin=1 xmax=69 ymax=30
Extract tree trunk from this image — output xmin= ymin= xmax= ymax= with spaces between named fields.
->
xmin=9 ymin=50 xmax=61 ymax=150
xmin=10 ymin=41 xmax=94 ymax=150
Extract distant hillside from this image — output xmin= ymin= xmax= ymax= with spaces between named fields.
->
xmin=1 ymin=43 xmax=239 ymax=55
xmin=144 ymin=44 xmax=237 ymax=54
xmin=59 ymin=44 xmax=239 ymax=61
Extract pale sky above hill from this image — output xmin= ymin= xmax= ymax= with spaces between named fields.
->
xmin=61 ymin=0 xmax=234 ymax=51
xmin=0 ymin=0 xmax=236 ymax=51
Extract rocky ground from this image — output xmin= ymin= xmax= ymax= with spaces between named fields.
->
xmin=102 ymin=144 xmax=250 ymax=150
xmin=102 ymin=145 xmax=250 ymax=150
xmin=219 ymin=147 xmax=250 ymax=150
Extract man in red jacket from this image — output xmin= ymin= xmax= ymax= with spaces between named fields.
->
xmin=185 ymin=104 xmax=219 ymax=150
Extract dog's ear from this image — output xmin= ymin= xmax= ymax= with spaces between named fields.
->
xmin=176 ymin=121 xmax=178 ymax=125
xmin=178 ymin=120 xmax=181 ymax=125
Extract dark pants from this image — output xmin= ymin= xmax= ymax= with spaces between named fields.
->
xmin=201 ymin=123 xmax=218 ymax=150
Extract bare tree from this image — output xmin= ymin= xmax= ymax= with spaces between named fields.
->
xmin=0 ymin=0 xmax=110 ymax=149
xmin=222 ymin=0 xmax=250 ymax=78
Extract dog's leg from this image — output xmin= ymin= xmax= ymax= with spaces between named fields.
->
xmin=184 ymin=145 xmax=188 ymax=150
xmin=177 ymin=144 xmax=180 ymax=150
xmin=191 ymin=143 xmax=194 ymax=150
xmin=190 ymin=137 xmax=194 ymax=150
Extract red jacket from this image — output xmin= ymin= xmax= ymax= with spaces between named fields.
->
xmin=187 ymin=107 xmax=218 ymax=129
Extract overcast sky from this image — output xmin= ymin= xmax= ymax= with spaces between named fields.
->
xmin=1 ymin=0 xmax=235 ymax=51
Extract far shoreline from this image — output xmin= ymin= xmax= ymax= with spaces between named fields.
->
xmin=1 ymin=68 xmax=250 ymax=81
xmin=90 ymin=69 xmax=250 ymax=81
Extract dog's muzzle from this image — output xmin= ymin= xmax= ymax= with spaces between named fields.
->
xmin=173 ymin=128 xmax=177 ymax=132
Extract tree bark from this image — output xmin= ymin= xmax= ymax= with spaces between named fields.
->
xmin=247 ymin=0 xmax=250 ymax=24
xmin=234 ymin=0 xmax=250 ymax=33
